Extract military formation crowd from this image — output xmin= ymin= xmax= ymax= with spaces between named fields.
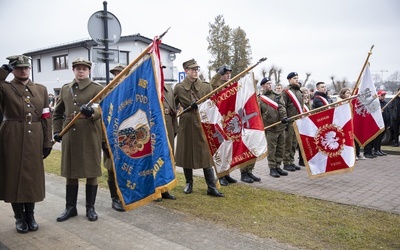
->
xmin=0 ymin=55 xmax=399 ymax=235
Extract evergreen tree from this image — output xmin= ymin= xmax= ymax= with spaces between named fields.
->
xmin=207 ymin=15 xmax=252 ymax=76
xmin=230 ymin=27 xmax=252 ymax=75
xmin=207 ymin=15 xmax=231 ymax=75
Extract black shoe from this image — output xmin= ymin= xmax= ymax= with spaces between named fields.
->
xmin=248 ymin=173 xmax=261 ymax=182
xmin=379 ymin=151 xmax=387 ymax=156
xmin=26 ymin=213 xmax=39 ymax=231
xmin=112 ymin=198 xmax=125 ymax=212
xmin=15 ymin=215 xmax=28 ymax=234
xmin=219 ymin=177 xmax=229 ymax=186
xmin=373 ymin=151 xmax=384 ymax=156
xmin=207 ymin=188 xmax=224 ymax=197
xmin=298 ymin=160 xmax=305 ymax=166
xmin=86 ymin=207 xmax=98 ymax=222
xmin=183 ymin=183 xmax=192 ymax=194
xmin=276 ymin=168 xmax=288 ymax=176
xmin=393 ymin=142 xmax=399 ymax=147
xmin=224 ymin=174 xmax=237 ymax=183
xmin=283 ymin=164 xmax=296 ymax=172
xmin=240 ymin=172 xmax=254 ymax=183
xmin=161 ymin=191 xmax=176 ymax=200
xmin=269 ymin=169 xmax=280 ymax=178
xmin=291 ymin=164 xmax=301 ymax=170
xmin=57 ymin=206 xmax=78 ymax=222
xmin=364 ymin=153 xmax=374 ymax=159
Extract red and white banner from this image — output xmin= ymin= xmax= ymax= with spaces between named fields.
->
xmin=352 ymin=65 xmax=385 ymax=147
xmin=293 ymin=103 xmax=355 ymax=179
xmin=198 ymin=73 xmax=267 ymax=177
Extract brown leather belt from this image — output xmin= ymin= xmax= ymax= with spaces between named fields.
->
xmin=66 ymin=113 xmax=89 ymax=121
xmin=3 ymin=115 xmax=41 ymax=122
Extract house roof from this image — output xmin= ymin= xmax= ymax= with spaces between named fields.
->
xmin=24 ymin=33 xmax=181 ymax=56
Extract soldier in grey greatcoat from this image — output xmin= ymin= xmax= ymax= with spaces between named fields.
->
xmin=53 ymin=58 xmax=103 ymax=222
xmin=209 ymin=65 xmax=238 ymax=186
xmin=0 ymin=55 xmax=52 ymax=233
xmin=174 ymin=59 xmax=223 ymax=197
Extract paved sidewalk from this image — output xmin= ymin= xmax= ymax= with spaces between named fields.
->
xmin=1 ymin=146 xmax=399 ymax=249
xmin=0 ymin=174 xmax=296 ymax=250
xmin=225 ymin=150 xmax=400 ymax=214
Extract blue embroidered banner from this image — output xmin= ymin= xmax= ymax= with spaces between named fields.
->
xmin=101 ymin=55 xmax=176 ymax=210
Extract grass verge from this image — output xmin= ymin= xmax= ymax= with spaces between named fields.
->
xmin=45 ymin=150 xmax=400 ymax=249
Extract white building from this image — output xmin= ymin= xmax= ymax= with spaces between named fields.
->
xmin=24 ymin=34 xmax=181 ymax=94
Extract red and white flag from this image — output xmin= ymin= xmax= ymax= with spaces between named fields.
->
xmin=352 ymin=65 xmax=385 ymax=147
xmin=149 ymin=37 xmax=165 ymax=101
xmin=293 ymin=102 xmax=355 ymax=179
xmin=198 ymin=73 xmax=267 ymax=177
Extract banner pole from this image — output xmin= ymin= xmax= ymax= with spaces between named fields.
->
xmin=264 ymin=94 xmax=362 ymax=130
xmin=381 ymin=90 xmax=400 ymax=111
xmin=58 ymin=28 xmax=170 ymax=137
xmin=177 ymin=57 xmax=267 ymax=117
xmin=351 ymin=45 xmax=374 ymax=95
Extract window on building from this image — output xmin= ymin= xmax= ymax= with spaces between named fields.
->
xmin=119 ymin=51 xmax=129 ymax=65
xmin=53 ymin=55 xmax=68 ymax=70
xmin=37 ymin=59 xmax=41 ymax=72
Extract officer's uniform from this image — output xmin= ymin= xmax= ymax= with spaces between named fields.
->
xmin=53 ymin=58 xmax=103 ymax=222
xmin=174 ymin=59 xmax=223 ymax=197
xmin=0 ymin=55 xmax=52 ymax=233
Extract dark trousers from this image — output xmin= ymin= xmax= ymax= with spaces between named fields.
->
xmin=393 ymin=119 xmax=400 ymax=144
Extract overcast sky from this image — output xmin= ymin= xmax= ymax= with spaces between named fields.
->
xmin=1 ymin=0 xmax=399 ymax=86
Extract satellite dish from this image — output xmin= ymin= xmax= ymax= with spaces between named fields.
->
xmin=88 ymin=10 xmax=122 ymax=46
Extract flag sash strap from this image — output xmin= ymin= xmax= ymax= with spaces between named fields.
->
xmin=285 ymin=89 xmax=303 ymax=114
xmin=259 ymin=95 xmax=278 ymax=110
xmin=315 ymin=95 xmax=329 ymax=105
xmin=303 ymin=104 xmax=310 ymax=112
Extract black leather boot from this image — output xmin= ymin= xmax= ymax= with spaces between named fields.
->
xmin=270 ymin=168 xmax=280 ymax=178
xmin=276 ymin=167 xmax=288 ymax=176
xmin=248 ymin=172 xmax=261 ymax=182
xmin=224 ymin=174 xmax=237 ymax=183
xmin=161 ymin=191 xmax=176 ymax=200
xmin=57 ymin=185 xmax=78 ymax=222
xmin=108 ymin=180 xmax=125 ymax=212
xmin=219 ymin=177 xmax=229 ymax=186
xmin=86 ymin=185 xmax=98 ymax=221
xmin=24 ymin=203 xmax=39 ymax=231
xmin=240 ymin=172 xmax=254 ymax=183
xmin=12 ymin=203 xmax=28 ymax=234
xmin=183 ymin=168 xmax=193 ymax=194
xmin=204 ymin=167 xmax=224 ymax=197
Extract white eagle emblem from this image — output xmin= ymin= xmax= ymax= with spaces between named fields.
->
xmin=320 ymin=131 xmax=339 ymax=150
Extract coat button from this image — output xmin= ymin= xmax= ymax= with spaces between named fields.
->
xmin=28 ymin=130 xmax=31 ymax=133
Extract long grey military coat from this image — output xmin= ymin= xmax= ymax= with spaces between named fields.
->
xmin=174 ymin=78 xmax=213 ymax=169
xmin=53 ymin=78 xmax=103 ymax=178
xmin=0 ymin=69 xmax=52 ymax=202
